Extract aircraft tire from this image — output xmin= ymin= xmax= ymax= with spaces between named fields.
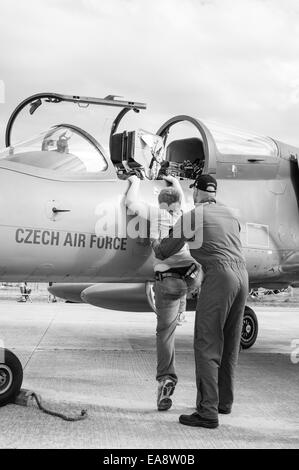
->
xmin=241 ymin=306 xmax=258 ymax=349
xmin=0 ymin=349 xmax=23 ymax=406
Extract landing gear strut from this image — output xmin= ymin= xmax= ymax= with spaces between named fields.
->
xmin=0 ymin=349 xmax=23 ymax=406
xmin=241 ymin=306 xmax=258 ymax=349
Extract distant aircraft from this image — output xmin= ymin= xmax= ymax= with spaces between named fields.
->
xmin=1 ymin=92 xmax=299 ymax=405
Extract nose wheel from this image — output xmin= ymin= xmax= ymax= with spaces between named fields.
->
xmin=0 ymin=349 xmax=23 ymax=406
xmin=241 ymin=306 xmax=258 ymax=349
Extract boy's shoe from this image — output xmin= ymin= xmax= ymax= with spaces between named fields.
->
xmin=177 ymin=312 xmax=187 ymax=325
xmin=157 ymin=379 xmax=176 ymax=411
xmin=179 ymin=412 xmax=219 ymax=428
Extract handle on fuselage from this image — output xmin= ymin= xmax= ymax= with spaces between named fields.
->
xmin=52 ymin=207 xmax=71 ymax=213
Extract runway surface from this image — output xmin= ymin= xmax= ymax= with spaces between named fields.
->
xmin=0 ymin=301 xmax=298 ymax=449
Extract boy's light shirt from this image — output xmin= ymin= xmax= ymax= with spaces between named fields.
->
xmin=149 ymin=203 xmax=194 ymax=272
xmin=125 ymin=179 xmax=195 ymax=272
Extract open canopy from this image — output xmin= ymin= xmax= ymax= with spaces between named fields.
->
xmin=5 ymin=92 xmax=147 ymax=148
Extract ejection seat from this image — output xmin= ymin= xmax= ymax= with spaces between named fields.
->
xmin=166 ymin=137 xmax=204 ymax=163
xmin=165 ymin=137 xmax=205 ymax=178
xmin=110 ymin=131 xmax=145 ymax=179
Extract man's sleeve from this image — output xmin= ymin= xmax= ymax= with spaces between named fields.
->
xmin=152 ymin=209 xmax=196 ymax=260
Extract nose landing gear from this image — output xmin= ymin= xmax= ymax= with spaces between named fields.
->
xmin=0 ymin=349 xmax=23 ymax=406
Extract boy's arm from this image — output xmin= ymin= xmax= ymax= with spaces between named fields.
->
xmin=163 ymin=175 xmax=185 ymax=205
xmin=152 ymin=208 xmax=196 ymax=259
xmin=125 ymin=175 xmax=149 ymax=219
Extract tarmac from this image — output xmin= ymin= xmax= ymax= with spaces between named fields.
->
xmin=0 ymin=298 xmax=298 ymax=449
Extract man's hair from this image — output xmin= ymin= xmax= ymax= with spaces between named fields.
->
xmin=158 ymin=187 xmax=181 ymax=206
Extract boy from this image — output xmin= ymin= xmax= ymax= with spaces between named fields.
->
xmin=126 ymin=175 xmax=202 ymax=411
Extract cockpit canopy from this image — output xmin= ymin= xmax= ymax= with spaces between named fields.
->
xmin=204 ymin=121 xmax=278 ymax=158
xmin=0 ymin=124 xmax=108 ymax=174
xmin=0 ymin=92 xmax=280 ymax=181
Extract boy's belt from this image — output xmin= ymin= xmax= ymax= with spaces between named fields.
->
xmin=155 ymin=263 xmax=199 ymax=282
xmin=155 ymin=271 xmax=183 ymax=281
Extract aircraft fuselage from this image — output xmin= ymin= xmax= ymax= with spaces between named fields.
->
xmin=0 ymin=149 xmax=298 ymax=289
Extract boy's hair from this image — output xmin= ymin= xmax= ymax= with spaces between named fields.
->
xmin=158 ymin=187 xmax=181 ymax=206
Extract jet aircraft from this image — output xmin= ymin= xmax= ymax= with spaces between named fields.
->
xmin=1 ymin=92 xmax=299 ymax=405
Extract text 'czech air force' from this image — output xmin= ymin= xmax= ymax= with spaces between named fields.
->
xmin=15 ymin=228 xmax=127 ymax=251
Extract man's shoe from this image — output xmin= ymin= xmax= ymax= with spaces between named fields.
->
xmin=179 ymin=412 xmax=219 ymax=428
xmin=218 ymin=407 xmax=231 ymax=414
xmin=157 ymin=379 xmax=176 ymax=411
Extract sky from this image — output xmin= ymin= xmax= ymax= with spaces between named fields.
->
xmin=1 ymin=0 xmax=299 ymax=147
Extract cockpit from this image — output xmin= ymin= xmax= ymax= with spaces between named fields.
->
xmin=0 ymin=93 xmax=209 ymax=181
xmin=0 ymin=125 xmax=108 ymax=174
xmin=110 ymin=128 xmax=205 ymax=181
xmin=0 ymin=92 xmax=279 ymax=181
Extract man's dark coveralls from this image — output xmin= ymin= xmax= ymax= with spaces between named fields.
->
xmin=153 ymin=198 xmax=248 ymax=420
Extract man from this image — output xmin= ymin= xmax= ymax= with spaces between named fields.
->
xmin=18 ymin=282 xmax=32 ymax=303
xmin=125 ymin=175 xmax=202 ymax=411
xmin=153 ymin=174 xmax=248 ymax=428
